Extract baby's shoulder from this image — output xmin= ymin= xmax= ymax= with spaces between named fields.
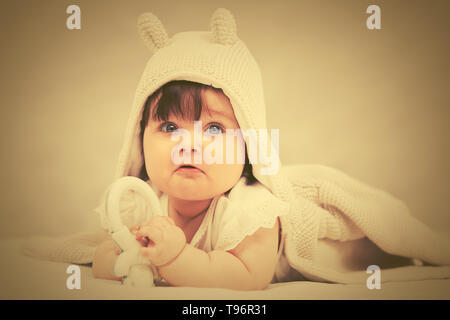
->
xmin=214 ymin=177 xmax=289 ymax=219
xmin=210 ymin=178 xmax=289 ymax=251
xmin=224 ymin=177 xmax=276 ymax=202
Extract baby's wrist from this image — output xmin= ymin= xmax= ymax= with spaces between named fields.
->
xmin=156 ymin=242 xmax=188 ymax=269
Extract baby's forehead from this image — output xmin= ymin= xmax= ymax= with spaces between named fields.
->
xmin=202 ymin=89 xmax=236 ymax=120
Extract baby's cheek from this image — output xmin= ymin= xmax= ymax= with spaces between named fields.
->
xmin=145 ymin=139 xmax=173 ymax=167
xmin=216 ymin=162 xmax=244 ymax=188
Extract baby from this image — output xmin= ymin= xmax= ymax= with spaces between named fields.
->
xmin=92 ymin=9 xmax=289 ymax=290
xmin=22 ymin=7 xmax=450 ymax=291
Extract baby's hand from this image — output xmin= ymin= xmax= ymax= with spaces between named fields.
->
xmin=135 ymin=216 xmax=187 ymax=267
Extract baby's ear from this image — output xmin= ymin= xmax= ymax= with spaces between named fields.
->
xmin=137 ymin=13 xmax=170 ymax=52
xmin=210 ymin=8 xmax=238 ymax=45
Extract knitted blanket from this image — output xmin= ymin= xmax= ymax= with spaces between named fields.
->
xmin=22 ymin=164 xmax=450 ymax=285
xmin=280 ymin=164 xmax=450 ymax=284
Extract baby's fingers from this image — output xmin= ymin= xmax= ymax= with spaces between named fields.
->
xmin=129 ymin=226 xmax=141 ymax=235
xmin=136 ymin=225 xmax=163 ymax=246
xmin=140 ymin=246 xmax=161 ymax=261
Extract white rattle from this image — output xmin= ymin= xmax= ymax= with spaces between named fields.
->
xmin=105 ymin=176 xmax=163 ymax=287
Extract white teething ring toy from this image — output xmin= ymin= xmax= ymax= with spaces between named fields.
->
xmin=105 ymin=176 xmax=163 ymax=286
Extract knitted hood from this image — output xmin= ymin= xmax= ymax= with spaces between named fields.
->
xmin=114 ymin=8 xmax=292 ymax=202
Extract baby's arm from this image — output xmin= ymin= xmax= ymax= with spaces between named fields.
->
xmin=137 ymin=216 xmax=279 ymax=290
xmin=92 ymin=239 xmax=123 ymax=281
xmin=92 ymin=227 xmax=140 ymax=281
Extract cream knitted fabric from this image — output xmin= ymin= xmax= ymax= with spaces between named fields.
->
xmin=280 ymin=164 xmax=450 ymax=283
xmin=21 ymin=8 xmax=450 ymax=285
xmin=22 ymin=231 xmax=108 ymax=264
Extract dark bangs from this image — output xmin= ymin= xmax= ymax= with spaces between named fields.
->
xmin=141 ymin=80 xmax=218 ymax=127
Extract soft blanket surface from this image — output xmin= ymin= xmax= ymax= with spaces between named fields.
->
xmin=1 ymin=238 xmax=449 ymax=299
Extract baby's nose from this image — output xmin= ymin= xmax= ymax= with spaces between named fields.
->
xmin=177 ymin=149 xmax=200 ymax=166
xmin=170 ymin=125 xmax=206 ymax=165
xmin=177 ymin=132 xmax=202 ymax=159
xmin=179 ymin=141 xmax=201 ymax=154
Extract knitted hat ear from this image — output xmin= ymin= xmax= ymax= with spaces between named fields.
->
xmin=210 ymin=8 xmax=238 ymax=45
xmin=137 ymin=13 xmax=170 ymax=52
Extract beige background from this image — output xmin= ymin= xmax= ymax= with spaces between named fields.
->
xmin=0 ymin=0 xmax=449 ymax=238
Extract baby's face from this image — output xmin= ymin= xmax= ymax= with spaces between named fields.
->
xmin=143 ymin=89 xmax=245 ymax=201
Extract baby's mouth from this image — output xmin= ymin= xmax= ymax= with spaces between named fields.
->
xmin=175 ymin=164 xmax=204 ymax=174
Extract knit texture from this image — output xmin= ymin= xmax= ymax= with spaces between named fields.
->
xmin=22 ymin=231 xmax=108 ymax=264
xmin=137 ymin=13 xmax=170 ymax=52
xmin=280 ymin=164 xmax=450 ymax=283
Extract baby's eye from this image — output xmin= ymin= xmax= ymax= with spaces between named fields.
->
xmin=205 ymin=123 xmax=224 ymax=135
xmin=160 ymin=122 xmax=178 ymax=133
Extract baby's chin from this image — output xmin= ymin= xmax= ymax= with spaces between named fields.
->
xmin=167 ymin=186 xmax=222 ymax=201
xmin=164 ymin=181 xmax=225 ymax=201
